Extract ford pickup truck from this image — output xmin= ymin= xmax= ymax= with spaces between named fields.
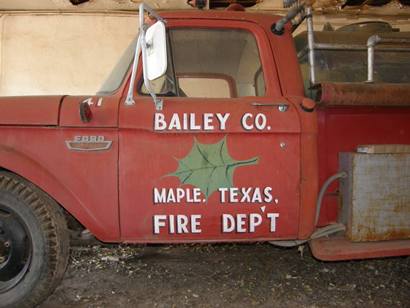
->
xmin=0 ymin=2 xmax=409 ymax=307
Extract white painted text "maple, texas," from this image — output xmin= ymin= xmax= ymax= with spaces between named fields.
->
xmin=153 ymin=187 xmax=274 ymax=204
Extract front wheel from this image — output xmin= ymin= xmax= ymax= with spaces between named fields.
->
xmin=0 ymin=172 xmax=69 ymax=308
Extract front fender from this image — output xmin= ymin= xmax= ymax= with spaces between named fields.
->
xmin=0 ymin=127 xmax=120 ymax=242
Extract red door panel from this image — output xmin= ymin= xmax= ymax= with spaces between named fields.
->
xmin=119 ymin=97 xmax=301 ymax=242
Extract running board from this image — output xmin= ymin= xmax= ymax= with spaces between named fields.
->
xmin=310 ymin=235 xmax=410 ymax=261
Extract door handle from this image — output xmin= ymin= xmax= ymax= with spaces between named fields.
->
xmin=251 ymin=102 xmax=289 ymax=112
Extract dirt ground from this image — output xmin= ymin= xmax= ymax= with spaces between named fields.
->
xmin=41 ymin=243 xmax=410 ymax=308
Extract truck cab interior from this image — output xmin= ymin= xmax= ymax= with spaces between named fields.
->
xmin=141 ymin=28 xmax=266 ymax=98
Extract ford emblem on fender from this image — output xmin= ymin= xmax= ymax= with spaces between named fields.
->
xmin=65 ymin=136 xmax=112 ymax=151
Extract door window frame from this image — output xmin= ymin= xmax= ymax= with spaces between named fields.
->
xmin=177 ymin=73 xmax=238 ymax=98
xmin=134 ymin=19 xmax=282 ymax=100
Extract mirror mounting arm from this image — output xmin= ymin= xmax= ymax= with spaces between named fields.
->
xmin=125 ymin=35 xmax=141 ymax=106
xmin=140 ymin=20 xmax=163 ymax=111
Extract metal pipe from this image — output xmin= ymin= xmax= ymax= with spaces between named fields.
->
xmin=315 ymin=171 xmax=347 ymax=226
xmin=269 ymin=171 xmax=347 ymax=248
xmin=273 ymin=5 xmax=304 ymax=35
xmin=306 ymin=6 xmax=316 ymax=86
xmin=269 ymin=223 xmax=346 ymax=247
xmin=367 ymin=34 xmax=410 ymax=82
xmin=367 ymin=35 xmax=380 ymax=83
xmin=297 ymin=44 xmax=410 ymax=60
xmin=315 ymin=43 xmax=369 ymax=51
xmin=315 ymin=43 xmax=410 ymax=52
xmin=125 ymin=36 xmax=141 ymax=106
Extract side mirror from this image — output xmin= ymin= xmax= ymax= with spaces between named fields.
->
xmin=144 ymin=21 xmax=167 ymax=81
xmin=125 ymin=3 xmax=166 ymax=110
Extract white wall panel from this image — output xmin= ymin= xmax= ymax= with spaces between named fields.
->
xmin=0 ymin=13 xmax=138 ymax=96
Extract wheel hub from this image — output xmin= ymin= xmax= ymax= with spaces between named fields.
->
xmin=0 ymin=205 xmax=32 ymax=293
xmin=0 ymin=231 xmax=10 ymax=266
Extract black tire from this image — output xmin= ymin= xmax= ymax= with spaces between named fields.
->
xmin=0 ymin=172 xmax=69 ymax=308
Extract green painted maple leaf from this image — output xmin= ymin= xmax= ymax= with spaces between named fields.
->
xmin=169 ymin=137 xmax=259 ymax=198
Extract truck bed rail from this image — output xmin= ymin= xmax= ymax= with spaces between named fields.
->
xmin=317 ymin=82 xmax=410 ymax=107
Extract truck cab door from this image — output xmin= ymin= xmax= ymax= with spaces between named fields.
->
xmin=119 ymin=20 xmax=302 ymax=242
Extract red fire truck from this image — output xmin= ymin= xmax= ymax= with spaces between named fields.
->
xmin=0 ymin=2 xmax=409 ymax=307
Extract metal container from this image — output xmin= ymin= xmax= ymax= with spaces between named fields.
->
xmin=340 ymin=151 xmax=410 ymax=242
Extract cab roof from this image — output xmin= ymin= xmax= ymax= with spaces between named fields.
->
xmin=160 ymin=10 xmax=281 ymax=25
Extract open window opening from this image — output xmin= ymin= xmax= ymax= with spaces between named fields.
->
xmin=141 ymin=28 xmax=266 ymax=98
